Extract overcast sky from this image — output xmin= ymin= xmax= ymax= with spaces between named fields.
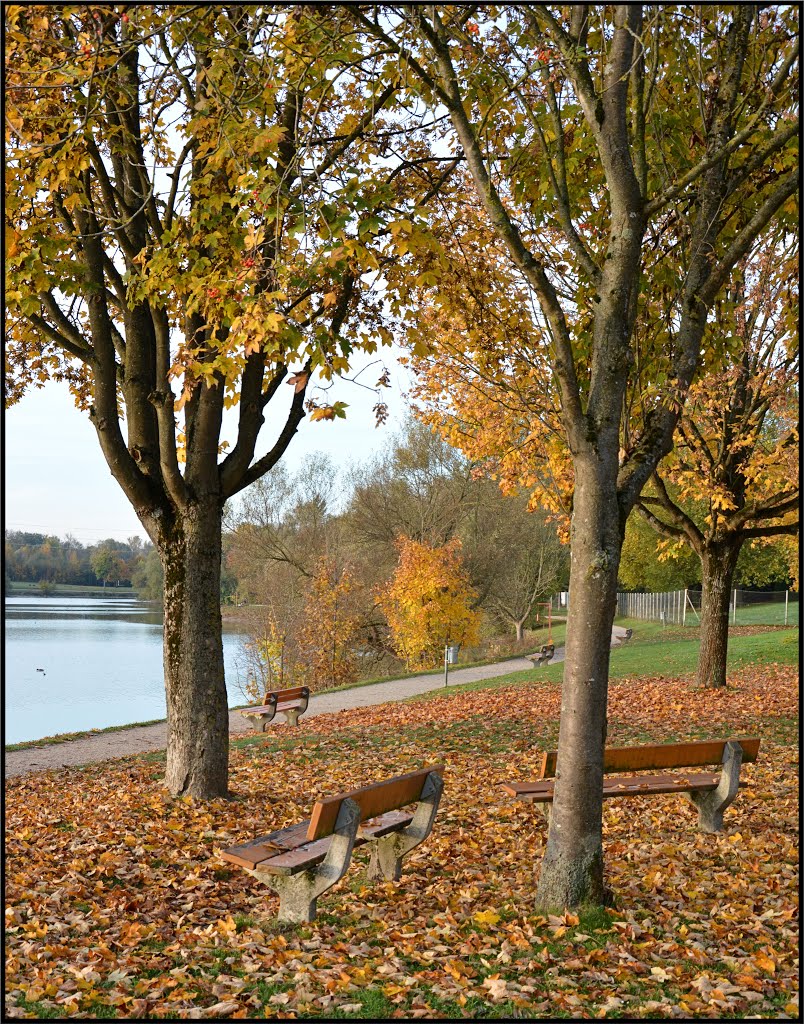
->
xmin=4 ymin=350 xmax=415 ymax=544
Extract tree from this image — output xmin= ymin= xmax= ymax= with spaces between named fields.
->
xmin=345 ymin=416 xmax=476 ymax=554
xmin=227 ymin=454 xmax=341 ymax=601
xmin=296 ymin=557 xmax=362 ymax=691
xmin=635 ymin=237 xmax=799 ymax=686
xmin=90 ymin=543 xmax=123 ymax=588
xmin=618 ymin=513 xmax=701 ymax=592
xmin=379 ymin=536 xmax=481 ymax=669
xmin=239 ymin=562 xmax=308 ymax=699
xmin=481 ymin=498 xmax=568 ymax=642
xmin=353 ymin=5 xmax=799 ymax=906
xmin=131 ymin=546 xmax=164 ymax=602
xmin=5 ymin=6 xmax=408 ymax=796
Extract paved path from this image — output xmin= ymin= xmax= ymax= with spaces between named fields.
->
xmin=5 ymin=628 xmax=628 ymax=779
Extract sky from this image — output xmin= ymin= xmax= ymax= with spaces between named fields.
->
xmin=4 ymin=350 xmax=416 ymax=544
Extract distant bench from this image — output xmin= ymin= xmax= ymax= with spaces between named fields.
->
xmin=528 ymin=643 xmax=555 ymax=667
xmin=621 ymin=628 xmax=633 ymax=643
xmin=239 ymin=685 xmax=309 ymax=731
xmin=502 ymin=737 xmax=760 ymax=833
xmin=219 ymin=766 xmax=445 ymax=922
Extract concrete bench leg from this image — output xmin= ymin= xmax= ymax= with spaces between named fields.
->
xmin=283 ymin=707 xmax=301 ymax=727
xmin=249 ymin=798 xmax=360 ymax=923
xmin=367 ymin=772 xmax=444 ymax=881
xmin=686 ymin=741 xmax=743 ymax=833
xmin=241 ymin=707 xmax=276 ymax=732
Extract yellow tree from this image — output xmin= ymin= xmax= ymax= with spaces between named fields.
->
xmin=4 ymin=6 xmax=410 ymax=797
xmin=296 ymin=557 xmax=362 ymax=691
xmin=379 ymin=536 xmax=481 ymax=669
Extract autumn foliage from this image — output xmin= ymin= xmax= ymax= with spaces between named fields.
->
xmin=378 ymin=536 xmax=481 ymax=669
xmin=296 ymin=558 xmax=362 ymax=691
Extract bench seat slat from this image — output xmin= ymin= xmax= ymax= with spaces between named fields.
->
xmin=358 ymin=809 xmax=414 ymax=839
xmin=240 ymin=705 xmax=276 ymax=716
xmin=219 ymin=820 xmax=311 ymax=868
xmin=502 ymin=771 xmax=748 ymax=802
xmin=219 ymin=810 xmax=415 ymax=874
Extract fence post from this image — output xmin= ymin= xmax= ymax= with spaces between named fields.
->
xmin=683 ymin=589 xmax=687 ymax=627
xmin=732 ymin=589 xmax=737 ymax=625
xmin=785 ymin=590 xmax=789 ymax=627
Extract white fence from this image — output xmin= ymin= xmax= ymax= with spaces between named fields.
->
xmin=552 ymin=589 xmax=797 ymax=627
xmin=615 ymin=589 xmax=797 ymax=627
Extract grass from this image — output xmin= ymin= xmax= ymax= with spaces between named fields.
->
xmin=731 ymin=597 xmax=798 ymax=627
xmin=413 ymin=622 xmax=799 ymax=701
xmin=4 ymin=718 xmax=167 ymax=752
xmin=6 ymin=581 xmax=143 ymax=598
xmin=621 ymin=597 xmax=799 ymax=630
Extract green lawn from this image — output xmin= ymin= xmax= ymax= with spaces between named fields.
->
xmin=624 ymin=597 xmax=798 ymax=629
xmin=417 ymin=622 xmax=799 ymax=701
xmin=731 ymin=597 xmax=798 ymax=627
xmin=6 ymin=581 xmax=140 ymax=597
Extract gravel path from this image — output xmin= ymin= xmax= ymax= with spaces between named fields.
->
xmin=5 ymin=628 xmax=628 ymax=779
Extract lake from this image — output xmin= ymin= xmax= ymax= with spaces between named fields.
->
xmin=4 ymin=595 xmax=250 ymax=745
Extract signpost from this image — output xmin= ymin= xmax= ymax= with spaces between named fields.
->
xmin=444 ymin=644 xmax=459 ymax=687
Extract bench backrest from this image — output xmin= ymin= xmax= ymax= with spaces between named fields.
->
xmin=263 ymin=685 xmax=309 ymax=704
xmin=306 ymin=765 xmax=445 ymax=841
xmin=536 ymin=738 xmax=760 ymax=779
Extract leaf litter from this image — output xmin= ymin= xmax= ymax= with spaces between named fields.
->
xmin=5 ymin=663 xmax=798 ymax=1019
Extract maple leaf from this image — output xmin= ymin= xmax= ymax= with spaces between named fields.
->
xmin=483 ymin=977 xmax=508 ymax=999
xmin=753 ymin=953 xmax=776 ymax=974
xmin=286 ymin=371 xmax=309 ymax=394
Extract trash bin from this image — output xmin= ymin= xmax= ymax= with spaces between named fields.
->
xmin=446 ymin=645 xmax=460 ymax=664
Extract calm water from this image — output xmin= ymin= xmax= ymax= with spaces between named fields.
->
xmin=4 ymin=595 xmax=248 ymax=744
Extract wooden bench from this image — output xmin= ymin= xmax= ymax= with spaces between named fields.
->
xmin=502 ymin=738 xmax=759 ymax=833
xmin=528 ymin=643 xmax=555 ymax=667
xmin=219 ymin=765 xmax=445 ymax=922
xmin=239 ymin=685 xmax=310 ymax=730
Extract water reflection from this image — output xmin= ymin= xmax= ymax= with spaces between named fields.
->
xmin=5 ymin=595 xmax=246 ymax=745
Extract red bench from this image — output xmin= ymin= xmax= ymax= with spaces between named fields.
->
xmin=219 ymin=766 xmax=444 ymax=922
xmin=239 ymin=685 xmax=309 ymax=730
xmin=502 ymin=737 xmax=760 ymax=833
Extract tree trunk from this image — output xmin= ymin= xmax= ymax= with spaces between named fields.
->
xmin=697 ymin=543 xmax=740 ymax=689
xmin=515 ymin=618 xmax=525 ymax=643
xmin=535 ymin=465 xmax=623 ymax=910
xmin=159 ymin=502 xmax=229 ymax=798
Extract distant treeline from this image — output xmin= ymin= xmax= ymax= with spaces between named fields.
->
xmin=4 ymin=531 xmax=163 ymax=598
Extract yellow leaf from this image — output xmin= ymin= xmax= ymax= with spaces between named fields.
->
xmin=483 ymin=977 xmax=508 ymax=999
xmin=473 ymin=909 xmax=501 ymax=928
xmin=754 ymin=953 xmax=776 ymax=974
